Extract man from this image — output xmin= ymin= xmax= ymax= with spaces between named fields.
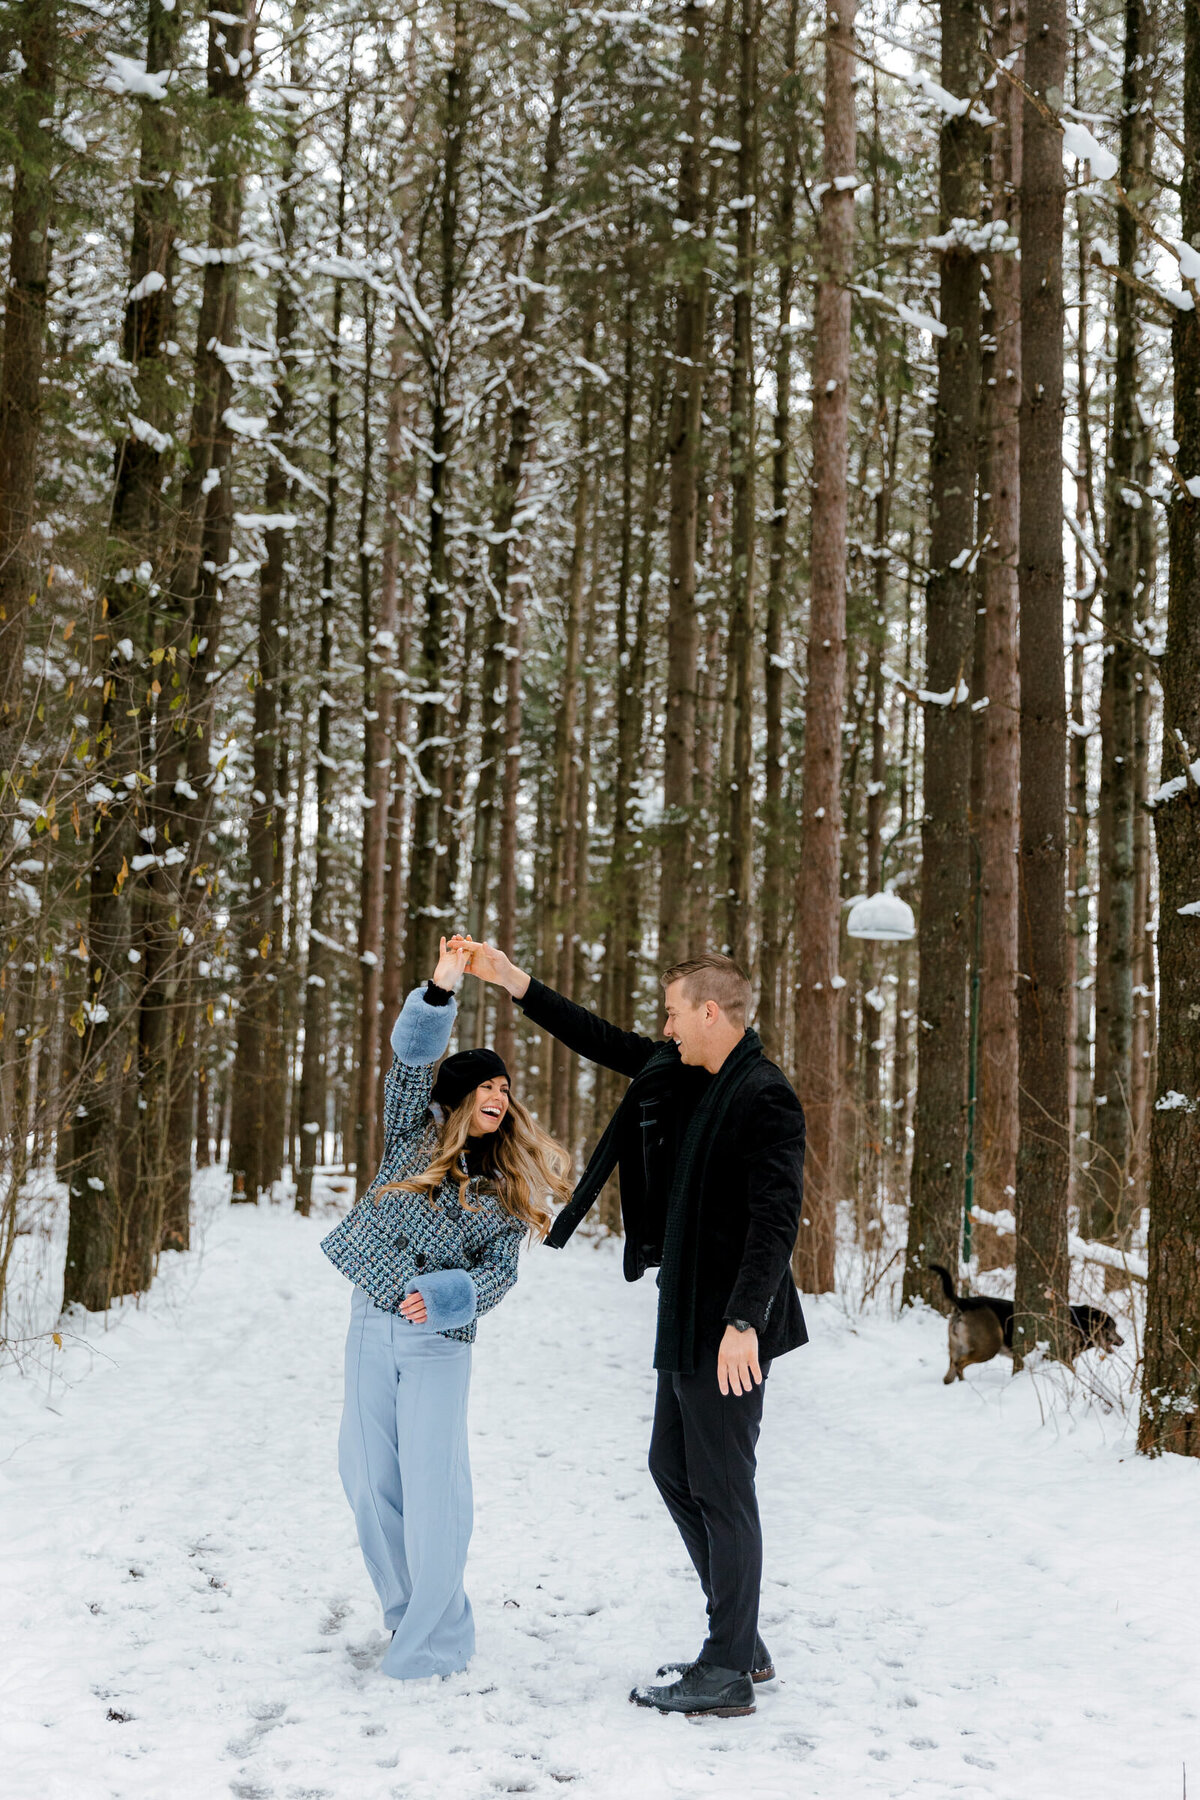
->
xmin=457 ymin=939 xmax=807 ymax=1720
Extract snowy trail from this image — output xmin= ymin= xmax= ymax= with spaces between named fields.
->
xmin=2 ymin=1190 xmax=1197 ymax=1800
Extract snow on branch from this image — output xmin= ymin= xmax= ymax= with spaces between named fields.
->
xmin=925 ymin=217 xmax=1019 ymax=257
xmin=102 ymin=53 xmax=172 ymax=100
xmin=1149 ymin=756 xmax=1200 ymax=807
xmin=896 ymin=303 xmax=947 ymax=339
xmin=1061 ymin=121 xmax=1118 ymax=183
xmin=851 ymin=284 xmax=946 ymax=339
xmin=970 ymin=1208 xmax=1147 ymax=1282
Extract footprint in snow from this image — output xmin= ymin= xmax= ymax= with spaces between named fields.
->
xmin=226 ymin=1699 xmax=287 ymax=1758
xmin=345 ymin=1634 xmax=388 ymax=1671
xmin=318 ymin=1598 xmax=350 ymax=1636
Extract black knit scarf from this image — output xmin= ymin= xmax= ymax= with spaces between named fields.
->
xmin=546 ymin=1031 xmax=764 ymax=1375
xmin=652 ymin=1029 xmax=763 ymax=1374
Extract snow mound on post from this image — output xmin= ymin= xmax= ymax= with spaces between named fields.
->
xmin=847 ymin=891 xmax=916 ymax=942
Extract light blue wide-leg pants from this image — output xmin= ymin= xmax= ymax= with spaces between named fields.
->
xmin=339 ymin=1285 xmax=475 ymax=1679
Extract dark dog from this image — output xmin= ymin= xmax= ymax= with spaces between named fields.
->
xmin=929 ymin=1264 xmax=1125 ymax=1384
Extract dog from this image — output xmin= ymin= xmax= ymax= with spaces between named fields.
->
xmin=928 ymin=1264 xmax=1125 ymax=1384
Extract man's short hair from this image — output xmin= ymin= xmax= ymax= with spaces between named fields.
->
xmin=661 ymin=953 xmax=752 ymax=1022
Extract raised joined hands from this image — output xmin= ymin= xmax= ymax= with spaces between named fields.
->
xmin=446 ymin=935 xmax=530 ymax=999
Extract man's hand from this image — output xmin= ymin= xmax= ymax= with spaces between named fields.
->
xmin=449 ymin=935 xmax=530 ymax=999
xmin=399 ymin=1290 xmax=428 ymax=1324
xmin=717 ymin=1323 xmax=762 ymax=1397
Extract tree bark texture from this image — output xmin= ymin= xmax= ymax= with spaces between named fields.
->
xmin=791 ymin=0 xmax=855 ymax=1295
xmin=229 ymin=48 xmax=299 ymax=1200
xmin=903 ymin=0 xmax=982 ymax=1311
xmin=1013 ymin=0 xmax=1072 ymax=1365
xmin=722 ymin=0 xmax=759 ymax=971
xmin=0 ymin=0 xmax=56 ymax=867
xmin=296 ymin=97 xmax=352 ymax=1216
xmin=758 ymin=0 xmax=800 ymax=1061
xmin=659 ymin=0 xmax=709 ymax=968
xmin=403 ymin=13 xmax=470 ymax=992
xmin=1139 ymin=0 xmax=1200 ymax=1457
xmin=973 ymin=0 xmax=1022 ymax=1268
xmin=1090 ymin=0 xmax=1146 ymax=1248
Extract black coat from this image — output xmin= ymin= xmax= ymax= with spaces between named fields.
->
xmin=519 ymin=978 xmax=809 ymax=1363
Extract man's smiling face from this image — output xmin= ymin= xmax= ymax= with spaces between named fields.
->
xmin=662 ymin=981 xmax=712 ymax=1066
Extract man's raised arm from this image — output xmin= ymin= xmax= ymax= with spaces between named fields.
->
xmin=454 ymin=938 xmax=659 ymax=1080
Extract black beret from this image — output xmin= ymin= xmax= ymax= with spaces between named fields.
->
xmin=431 ymin=1048 xmax=510 ymax=1114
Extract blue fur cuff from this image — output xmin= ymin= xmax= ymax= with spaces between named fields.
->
xmin=391 ymin=984 xmax=457 ymax=1066
xmin=403 ymin=1268 xmax=478 ymax=1332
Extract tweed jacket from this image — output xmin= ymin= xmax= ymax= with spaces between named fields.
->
xmin=320 ymin=986 xmax=524 ymax=1343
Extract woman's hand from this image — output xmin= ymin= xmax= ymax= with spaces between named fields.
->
xmin=449 ymin=935 xmax=530 ymax=999
xmin=432 ymin=936 xmax=471 ymax=994
xmin=399 ymin=1290 xmax=428 ymax=1324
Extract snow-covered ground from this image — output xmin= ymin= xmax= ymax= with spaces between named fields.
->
xmin=2 ymin=1182 xmax=1197 ymax=1800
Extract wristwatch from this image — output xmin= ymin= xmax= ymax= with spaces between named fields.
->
xmin=728 ymin=1318 xmax=755 ymax=1334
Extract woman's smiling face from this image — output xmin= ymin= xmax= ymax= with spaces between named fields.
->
xmin=470 ymin=1076 xmax=510 ymax=1134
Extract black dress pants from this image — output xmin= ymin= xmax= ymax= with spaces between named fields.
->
xmin=647 ymin=1349 xmax=768 ymax=1673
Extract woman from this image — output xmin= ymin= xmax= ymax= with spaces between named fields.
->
xmin=321 ymin=938 xmax=571 ymax=1680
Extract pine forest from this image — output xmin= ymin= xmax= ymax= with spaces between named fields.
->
xmin=2 ymin=0 xmax=1200 ymax=1462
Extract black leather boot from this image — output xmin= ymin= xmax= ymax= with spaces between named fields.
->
xmin=657 ymin=1633 xmax=774 ymax=1684
xmin=631 ymin=1661 xmax=756 ymax=1718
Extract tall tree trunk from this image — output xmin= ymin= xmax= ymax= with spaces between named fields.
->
xmin=113 ymin=0 xmax=186 ymax=1264
xmin=548 ymin=334 xmax=595 ymax=1144
xmin=262 ymin=694 xmax=291 ymax=1192
xmin=1091 ymin=0 xmax=1146 ymax=1248
xmin=162 ymin=276 xmax=244 ymax=1245
xmin=568 ymin=585 xmax=600 ymax=1151
xmin=861 ymin=103 xmax=898 ymax=1219
xmin=902 ymin=0 xmax=983 ymax=1310
xmin=791 ymin=0 xmax=856 ymax=1294
xmin=1129 ymin=486 xmax=1155 ymax=1220
xmin=758 ymin=0 xmax=800 ymax=1059
xmin=229 ymin=30 xmax=300 ymax=1199
xmin=0 ymin=0 xmax=56 ymax=868
xmin=284 ymin=701 xmax=309 ymax=1179
xmin=1013 ymin=0 xmax=1072 ymax=1365
xmin=492 ymin=557 xmax=527 ymax=1070
xmin=604 ymin=281 xmax=641 ymax=1055
xmin=354 ymin=325 xmax=407 ymax=1192
xmin=890 ymin=587 xmax=915 ymax=1200
xmin=462 ymin=48 xmax=568 ymax=1048
xmin=65 ymin=0 xmax=199 ymax=1301
xmin=436 ymin=584 xmax=476 ymax=934
xmin=659 ymin=0 xmax=709 ymax=967
xmin=296 ymin=96 xmax=352 ymax=1216
xmin=374 ymin=350 xmax=418 ymax=1157
xmin=353 ymin=292 xmax=388 ymax=1196
xmin=1066 ymin=9 xmax=1094 ymax=1226
xmin=862 ymin=496 xmax=890 ymax=1224
xmin=722 ymin=0 xmax=759 ymax=970
xmin=602 ymin=306 xmax=665 ymax=1137
xmin=974 ymin=0 xmax=1022 ymax=1269
xmin=1139 ymin=0 xmax=1200 ymax=1457
xmin=151 ymin=0 xmax=253 ymax=1254
xmin=1069 ymin=572 xmax=1093 ymax=1218
xmin=402 ymin=12 xmax=471 ymax=993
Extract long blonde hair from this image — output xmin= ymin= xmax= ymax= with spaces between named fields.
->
xmin=376 ymin=1088 xmax=572 ymax=1240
